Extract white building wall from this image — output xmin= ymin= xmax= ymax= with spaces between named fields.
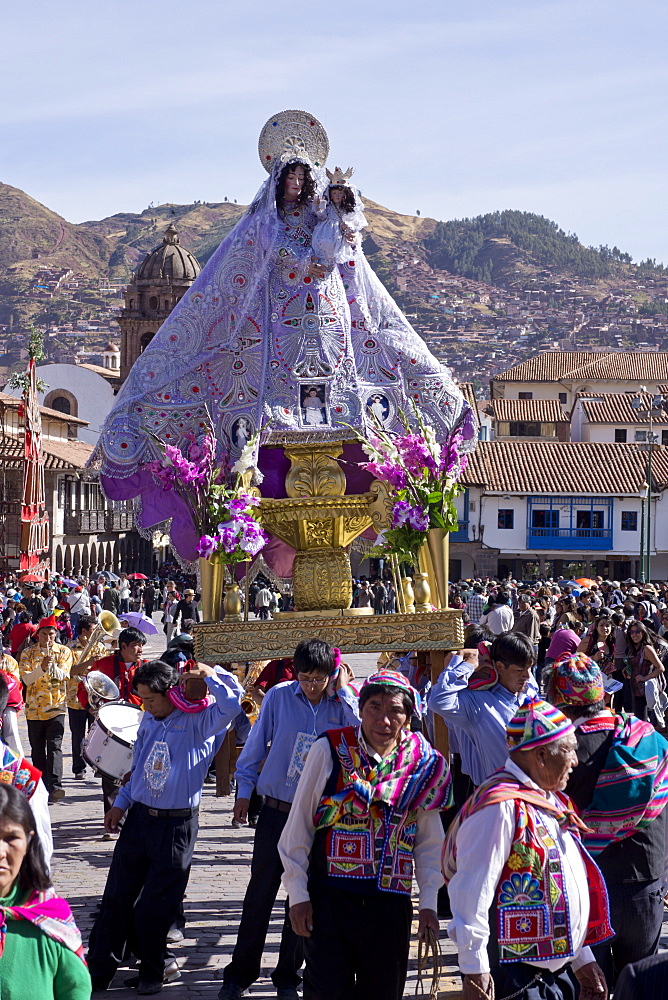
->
xmin=36 ymin=364 xmax=116 ymax=445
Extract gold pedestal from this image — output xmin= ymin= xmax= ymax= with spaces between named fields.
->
xmin=194 ymin=608 xmax=465 ymax=662
xmin=258 ymin=442 xmax=373 ymax=613
xmin=199 ymin=555 xmax=225 ymax=622
xmin=420 ymin=528 xmax=450 ymax=610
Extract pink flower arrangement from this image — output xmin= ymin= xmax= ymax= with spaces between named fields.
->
xmin=142 ymin=422 xmax=267 ymax=567
xmin=349 ymin=408 xmax=468 ymax=564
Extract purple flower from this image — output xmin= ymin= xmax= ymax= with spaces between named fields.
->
xmin=439 ymin=432 xmax=468 ymax=477
xmin=143 ymin=460 xmax=176 ymax=490
xmin=362 ymin=461 xmax=408 ymax=490
xmin=196 ymin=535 xmax=219 ymax=558
xmin=392 ymin=501 xmax=429 ymax=531
xmin=396 ymin=435 xmax=438 ymax=477
xmin=239 ymin=523 xmax=268 ymax=556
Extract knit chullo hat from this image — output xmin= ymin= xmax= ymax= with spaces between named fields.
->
xmin=363 ymin=669 xmax=417 ymax=710
xmin=546 ymin=653 xmax=605 ymax=708
xmin=506 ymin=699 xmax=575 ymax=752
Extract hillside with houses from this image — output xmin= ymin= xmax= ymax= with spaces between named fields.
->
xmin=1 ymin=181 xmax=667 ymax=392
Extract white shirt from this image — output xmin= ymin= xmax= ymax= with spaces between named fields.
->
xmin=66 ymin=590 xmax=90 ymax=615
xmin=447 ymin=757 xmax=594 ymax=975
xmin=480 ymin=604 xmax=514 ymax=635
xmin=278 ymin=733 xmax=445 ymax=912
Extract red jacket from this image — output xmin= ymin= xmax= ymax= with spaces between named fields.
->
xmin=78 ymin=653 xmax=145 ymax=708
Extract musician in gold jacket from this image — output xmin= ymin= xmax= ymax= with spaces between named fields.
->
xmin=19 ymin=615 xmax=73 ymax=804
xmin=67 ymin=613 xmax=109 ymax=781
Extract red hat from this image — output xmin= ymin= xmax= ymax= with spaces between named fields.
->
xmin=37 ymin=616 xmax=58 ymax=630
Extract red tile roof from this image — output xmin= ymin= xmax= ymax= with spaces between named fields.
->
xmin=577 ymin=392 xmax=668 ymax=425
xmin=462 ymin=440 xmax=668 ymax=494
xmin=489 ymin=398 xmax=568 ymax=423
xmin=0 ymin=438 xmax=93 ymax=471
xmin=457 ymin=382 xmax=479 ymax=418
xmin=492 ymin=351 xmax=668 ymax=383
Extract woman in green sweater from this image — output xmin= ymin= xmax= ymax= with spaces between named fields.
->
xmin=0 ymin=784 xmax=91 ymax=999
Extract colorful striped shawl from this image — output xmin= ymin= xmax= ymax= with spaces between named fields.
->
xmin=442 ymin=770 xmax=588 ymax=885
xmin=0 ymin=887 xmax=85 ymax=961
xmin=313 ymin=727 xmax=452 ymax=829
xmin=578 ymin=712 xmax=668 ymax=855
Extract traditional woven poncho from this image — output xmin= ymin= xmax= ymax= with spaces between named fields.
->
xmin=314 ymin=727 xmax=451 ymax=828
xmin=578 ymin=712 xmax=668 ymax=855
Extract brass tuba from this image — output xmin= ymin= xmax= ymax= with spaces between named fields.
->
xmin=76 ymin=610 xmax=121 ymax=664
xmin=82 ymin=670 xmax=120 ymax=713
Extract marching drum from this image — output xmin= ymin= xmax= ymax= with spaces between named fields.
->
xmin=82 ymin=701 xmax=142 ymax=781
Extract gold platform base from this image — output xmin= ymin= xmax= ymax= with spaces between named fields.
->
xmin=272 ymin=607 xmax=374 ymax=620
xmin=193 ymin=609 xmax=464 ymax=663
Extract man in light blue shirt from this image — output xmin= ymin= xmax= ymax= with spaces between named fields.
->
xmin=88 ymin=659 xmax=243 ymax=995
xmin=428 ymin=632 xmax=537 ymax=787
xmin=220 ymin=639 xmax=360 ymax=1000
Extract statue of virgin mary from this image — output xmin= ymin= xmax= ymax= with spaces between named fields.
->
xmin=91 ymin=110 xmax=476 ymax=561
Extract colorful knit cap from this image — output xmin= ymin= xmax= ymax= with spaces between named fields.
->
xmin=547 ymin=653 xmax=605 ymax=708
xmin=506 ymin=698 xmax=575 ymax=752
xmin=363 ymin=669 xmax=417 ymax=709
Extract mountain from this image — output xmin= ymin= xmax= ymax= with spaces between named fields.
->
xmin=423 ymin=210 xmax=635 ymax=288
xmin=0 ymin=183 xmax=109 ymax=289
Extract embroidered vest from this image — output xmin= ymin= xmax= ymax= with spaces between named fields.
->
xmin=311 ymin=729 xmax=419 ymax=895
xmin=0 ymin=744 xmax=41 ymax=800
xmin=494 ymin=795 xmax=611 ymax=963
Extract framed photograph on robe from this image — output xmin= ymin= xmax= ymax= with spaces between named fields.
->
xmin=230 ymin=416 xmax=253 ymax=451
xmin=366 ymin=393 xmax=391 ymax=426
xmin=299 ymin=383 xmax=330 ymax=427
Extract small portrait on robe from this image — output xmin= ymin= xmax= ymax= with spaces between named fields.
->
xmin=366 ymin=393 xmax=390 ymax=425
xmin=300 ymin=384 xmax=329 ymax=427
xmin=231 ymin=416 xmax=253 ymax=450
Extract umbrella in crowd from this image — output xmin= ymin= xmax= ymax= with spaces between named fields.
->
xmin=58 ymin=577 xmax=78 ymax=588
xmin=128 ymin=573 xmax=148 ymax=580
xmin=575 ymin=577 xmax=595 ymax=587
xmin=118 ymin=612 xmax=159 ymax=635
xmin=20 ymin=573 xmax=45 ymax=583
xmin=98 ymin=571 xmax=120 ymax=582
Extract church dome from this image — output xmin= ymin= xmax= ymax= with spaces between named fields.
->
xmin=135 ymin=224 xmax=201 ymax=282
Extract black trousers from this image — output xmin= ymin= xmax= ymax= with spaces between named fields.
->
xmin=27 ymin=714 xmax=65 ymax=793
xmin=223 ymin=802 xmax=303 ymax=990
xmin=490 ymin=963 xmax=576 ymax=1000
xmin=592 ymin=878 xmax=664 ymax=988
xmin=101 ymin=773 xmax=122 ymax=816
xmin=87 ymin=803 xmax=197 ymax=984
xmin=303 ymin=883 xmax=412 ymax=1000
xmin=67 ymin=707 xmax=91 ymax=775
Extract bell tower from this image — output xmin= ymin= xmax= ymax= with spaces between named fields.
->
xmin=118 ymin=224 xmax=201 ymax=383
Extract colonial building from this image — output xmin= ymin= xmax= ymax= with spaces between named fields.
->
xmin=484 ymin=398 xmax=570 ymax=442
xmin=118 ymin=223 xmax=201 ymax=382
xmin=491 ymin=351 xmax=668 ymax=409
xmin=451 ymin=440 xmax=668 ymax=582
xmin=571 ymin=390 xmax=668 ymax=444
xmin=0 ymin=392 xmax=152 ymax=577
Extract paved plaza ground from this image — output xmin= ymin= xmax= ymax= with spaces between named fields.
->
xmin=25 ymin=620 xmax=668 ymax=997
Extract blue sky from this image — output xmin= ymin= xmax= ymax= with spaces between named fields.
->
xmin=2 ymin=0 xmax=667 ymax=263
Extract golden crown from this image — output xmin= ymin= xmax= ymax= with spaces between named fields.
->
xmin=325 ymin=165 xmax=354 ymax=186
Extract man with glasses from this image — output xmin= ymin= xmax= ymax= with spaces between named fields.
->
xmin=219 ymin=639 xmax=360 ymax=1000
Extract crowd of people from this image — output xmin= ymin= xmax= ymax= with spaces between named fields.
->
xmin=0 ymin=569 xmax=667 ymax=998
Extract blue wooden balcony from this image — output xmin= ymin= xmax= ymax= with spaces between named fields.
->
xmin=526 ymin=495 xmax=614 ymax=551
xmin=527 ymin=526 xmax=613 ymax=550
